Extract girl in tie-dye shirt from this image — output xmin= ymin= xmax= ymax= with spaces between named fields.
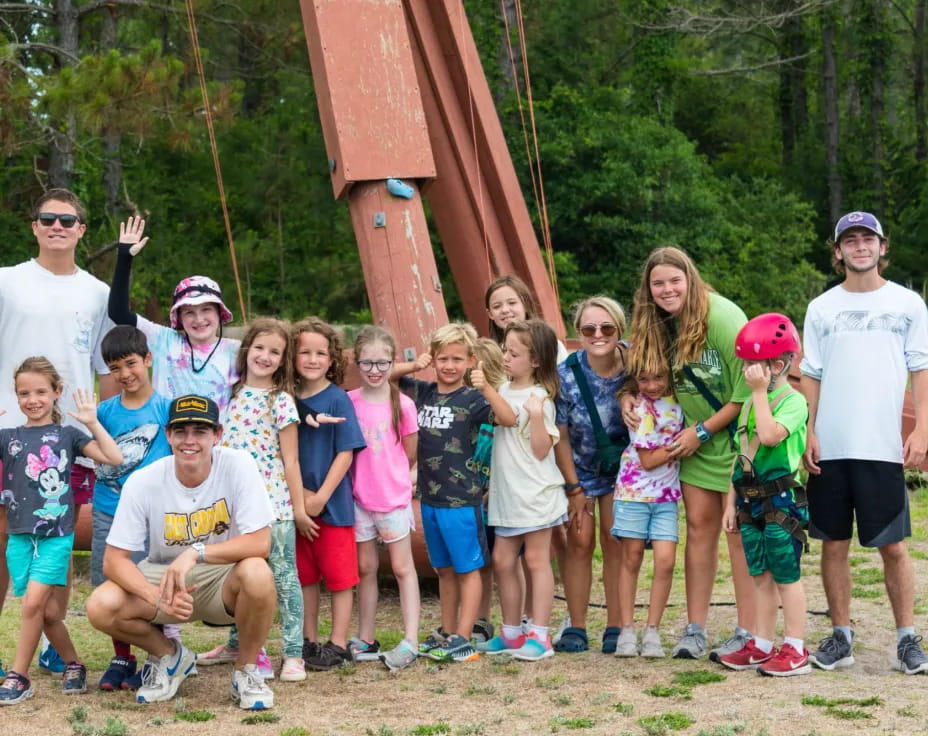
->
xmin=610 ymin=365 xmax=683 ymax=658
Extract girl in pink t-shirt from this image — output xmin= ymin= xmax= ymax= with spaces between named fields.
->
xmin=347 ymin=327 xmax=420 ymax=671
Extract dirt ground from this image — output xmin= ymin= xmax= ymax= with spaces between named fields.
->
xmin=5 ymin=517 xmax=928 ymax=736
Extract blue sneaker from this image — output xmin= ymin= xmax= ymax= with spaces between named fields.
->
xmin=0 ymin=660 xmax=5 ymax=679
xmin=99 ymin=656 xmax=137 ymax=691
xmin=38 ymin=641 xmax=66 ymax=674
xmin=511 ymin=633 xmax=554 ymax=662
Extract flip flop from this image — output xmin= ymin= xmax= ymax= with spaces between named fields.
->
xmin=553 ymin=627 xmax=589 ymax=653
xmin=602 ymin=626 xmax=622 ymax=654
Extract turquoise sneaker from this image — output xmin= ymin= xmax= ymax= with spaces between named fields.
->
xmin=476 ymin=634 xmax=525 ymax=655
xmin=38 ymin=642 xmax=66 ymax=674
xmin=0 ymin=660 xmax=5 ymax=679
xmin=511 ymin=633 xmax=554 ymax=662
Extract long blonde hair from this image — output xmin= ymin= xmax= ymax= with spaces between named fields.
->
xmin=354 ymin=325 xmax=404 ymax=443
xmin=469 ymin=337 xmax=505 ymax=389
xmin=627 ymin=247 xmax=712 ymax=371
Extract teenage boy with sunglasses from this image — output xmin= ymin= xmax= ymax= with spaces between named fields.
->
xmin=0 ymin=188 xmax=117 ymax=677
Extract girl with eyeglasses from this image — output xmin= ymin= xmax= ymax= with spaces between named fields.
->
xmin=623 ymin=246 xmax=754 ymax=664
xmin=553 ymin=296 xmax=630 ymax=654
xmin=346 ymin=326 xmax=421 ymax=671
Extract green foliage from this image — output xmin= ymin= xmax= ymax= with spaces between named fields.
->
xmin=409 ymin=725 xmax=451 ymax=736
xmin=175 ymin=710 xmax=217 ymax=722
xmin=281 ymin=729 xmax=311 ymax=736
xmin=672 ymin=669 xmax=726 ymax=686
xmin=241 ymin=712 xmax=282 ymax=724
xmin=644 ymin=684 xmax=692 ymax=699
xmin=638 ymin=712 xmax=695 ymax=734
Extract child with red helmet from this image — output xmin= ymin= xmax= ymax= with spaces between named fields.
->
xmin=720 ymin=313 xmax=812 ymax=676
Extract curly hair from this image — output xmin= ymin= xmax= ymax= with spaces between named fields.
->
xmin=291 ymin=316 xmax=347 ymax=390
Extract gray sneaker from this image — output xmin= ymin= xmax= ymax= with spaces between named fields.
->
xmin=380 ymin=640 xmax=418 ymax=672
xmin=897 ymin=634 xmax=928 ymax=675
xmin=708 ymin=625 xmax=752 ymax=663
xmin=810 ymin=630 xmax=854 ymax=670
xmin=613 ymin=628 xmax=638 ymax=658
xmin=640 ymin=626 xmax=665 ymax=658
xmin=672 ymin=623 xmax=707 ymax=659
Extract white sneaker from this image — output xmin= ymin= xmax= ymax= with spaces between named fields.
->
xmin=640 ymin=626 xmax=666 ymax=658
xmin=614 ymin=628 xmax=638 ymax=657
xmin=231 ymin=664 xmax=275 ymax=710
xmin=279 ymin=657 xmax=306 ymax=682
xmin=136 ymin=643 xmax=196 ymax=703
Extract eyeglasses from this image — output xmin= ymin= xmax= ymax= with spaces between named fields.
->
xmin=36 ymin=212 xmax=80 ymax=228
xmin=357 ymin=359 xmax=393 ymax=372
xmin=579 ymin=323 xmax=618 ymax=338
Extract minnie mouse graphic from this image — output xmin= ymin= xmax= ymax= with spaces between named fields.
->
xmin=25 ymin=444 xmax=70 ymax=535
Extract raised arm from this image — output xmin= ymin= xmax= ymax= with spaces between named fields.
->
xmin=107 ymin=217 xmax=149 ymax=326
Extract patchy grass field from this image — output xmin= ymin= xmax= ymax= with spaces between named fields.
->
xmin=6 ymin=481 xmax=928 ymax=735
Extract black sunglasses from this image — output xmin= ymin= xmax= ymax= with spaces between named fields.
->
xmin=36 ymin=212 xmax=80 ymax=228
xmin=579 ymin=323 xmax=618 ymax=338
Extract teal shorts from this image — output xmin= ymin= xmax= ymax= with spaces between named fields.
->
xmin=740 ymin=506 xmax=808 ymax=585
xmin=7 ymin=532 xmax=75 ymax=596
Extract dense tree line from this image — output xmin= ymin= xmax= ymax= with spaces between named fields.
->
xmin=1 ymin=1 xmax=925 ymax=328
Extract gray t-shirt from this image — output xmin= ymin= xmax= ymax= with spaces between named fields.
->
xmin=0 ymin=424 xmax=91 ymax=536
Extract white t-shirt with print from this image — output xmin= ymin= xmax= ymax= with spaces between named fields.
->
xmin=107 ymin=446 xmax=274 ymax=563
xmin=0 ymin=260 xmax=112 ymax=429
xmin=801 ymin=281 xmax=928 ymax=462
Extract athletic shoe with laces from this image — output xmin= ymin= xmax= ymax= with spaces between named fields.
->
xmin=512 ymin=632 xmax=554 ymax=661
xmin=640 ymin=626 xmax=665 ymax=658
xmin=418 ymin=630 xmax=448 ymax=660
xmin=302 ymin=639 xmax=321 ymax=663
xmin=810 ymin=630 xmax=854 ymax=670
xmin=476 ymin=633 xmax=526 ymax=655
xmin=758 ymin=643 xmax=811 ymax=677
xmin=709 ymin=625 xmax=752 ymax=663
xmin=0 ymin=660 xmax=5 ymax=679
xmin=280 ymin=657 xmax=306 ymax=682
xmin=231 ymin=664 xmax=274 ymax=710
xmin=380 ymin=640 xmax=418 ymax=671
xmin=672 ymin=623 xmax=708 ymax=659
xmin=304 ymin=641 xmax=352 ymax=671
xmin=472 ymin=619 xmax=494 ymax=644
xmin=445 ymin=634 xmax=479 ymax=662
xmin=256 ymin=649 xmax=275 ymax=680
xmin=896 ymin=634 xmax=928 ymax=674
xmin=196 ymin=643 xmax=238 ymax=666
xmin=614 ymin=628 xmax=639 ymax=657
xmin=552 ymin=614 xmax=571 ymax=646
xmin=136 ymin=642 xmax=196 ymax=703
xmin=38 ymin=640 xmax=66 ymax=674
xmin=99 ymin=656 xmax=136 ymax=691
xmin=348 ymin=637 xmax=382 ymax=662
xmin=0 ymin=672 xmax=33 ymax=706
xmin=62 ymin=662 xmax=88 ymax=694
xmin=719 ymin=639 xmax=774 ymax=670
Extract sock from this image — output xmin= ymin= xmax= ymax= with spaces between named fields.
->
xmin=753 ymin=636 xmax=774 ymax=654
xmin=784 ymin=636 xmax=804 ymax=652
xmin=897 ymin=626 xmax=916 ymax=643
xmin=162 ymin=623 xmax=183 ymax=642
xmin=530 ymin=624 xmax=549 ymax=642
xmin=835 ymin=625 xmax=853 ymax=643
xmin=113 ymin=638 xmax=132 ymax=659
xmin=502 ymin=624 xmax=522 ymax=641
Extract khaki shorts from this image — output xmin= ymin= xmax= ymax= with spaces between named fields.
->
xmin=138 ymin=559 xmax=236 ymax=626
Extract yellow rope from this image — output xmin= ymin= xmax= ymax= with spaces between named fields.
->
xmin=184 ymin=0 xmax=247 ymax=323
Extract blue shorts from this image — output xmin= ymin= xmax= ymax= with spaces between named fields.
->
xmin=421 ymin=504 xmax=488 ymax=574
xmin=611 ymin=499 xmax=679 ymax=542
xmin=7 ymin=532 xmax=74 ymax=596
xmin=91 ymin=507 xmax=147 ymax=587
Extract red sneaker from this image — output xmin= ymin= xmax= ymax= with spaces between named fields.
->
xmin=718 ymin=639 xmax=773 ymax=670
xmin=758 ymin=643 xmax=811 ymax=677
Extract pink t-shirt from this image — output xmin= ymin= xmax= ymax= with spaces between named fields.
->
xmin=348 ymin=389 xmax=418 ymax=512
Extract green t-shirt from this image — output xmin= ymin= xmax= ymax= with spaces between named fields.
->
xmin=731 ymin=385 xmax=808 ymax=488
xmin=673 ymin=292 xmax=750 ymax=492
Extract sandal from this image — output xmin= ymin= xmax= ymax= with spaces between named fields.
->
xmin=601 ymin=626 xmax=622 ymax=654
xmin=553 ymin=627 xmax=589 ymax=653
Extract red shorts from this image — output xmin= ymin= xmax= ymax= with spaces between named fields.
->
xmin=295 ymin=520 xmax=359 ymax=591
xmin=70 ymin=464 xmax=95 ymax=506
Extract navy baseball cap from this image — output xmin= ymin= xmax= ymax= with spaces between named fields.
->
xmin=834 ymin=211 xmax=884 ymax=241
xmin=167 ymin=395 xmax=220 ymax=428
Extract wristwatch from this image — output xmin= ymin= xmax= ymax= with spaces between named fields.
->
xmin=694 ymin=421 xmax=713 ymax=444
xmin=191 ymin=542 xmax=206 ymax=564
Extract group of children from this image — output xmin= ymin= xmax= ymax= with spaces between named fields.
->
xmin=0 ymin=231 xmax=817 ymax=706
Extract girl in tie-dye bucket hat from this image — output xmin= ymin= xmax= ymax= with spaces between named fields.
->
xmin=108 ymin=216 xmax=241 ymax=414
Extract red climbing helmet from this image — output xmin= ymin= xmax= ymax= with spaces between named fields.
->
xmin=735 ymin=313 xmax=801 ymax=361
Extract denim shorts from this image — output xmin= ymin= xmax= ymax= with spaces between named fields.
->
xmin=611 ymin=499 xmax=679 ymax=542
xmin=8 ymin=532 xmax=74 ymax=595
